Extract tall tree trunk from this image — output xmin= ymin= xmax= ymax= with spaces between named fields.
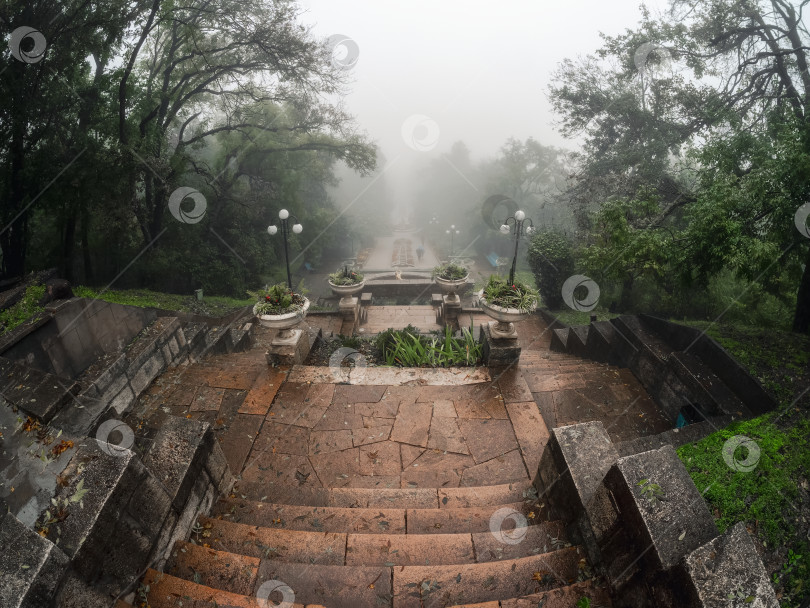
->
xmin=792 ymin=246 xmax=810 ymax=334
xmin=1 ymin=106 xmax=28 ymax=279
xmin=81 ymin=206 xmax=93 ymax=283
xmin=62 ymin=202 xmax=77 ymax=281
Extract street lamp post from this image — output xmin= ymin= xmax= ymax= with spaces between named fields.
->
xmin=445 ymin=224 xmax=460 ymax=258
xmin=499 ymin=210 xmax=534 ymax=286
xmin=267 ymin=209 xmax=303 ymax=289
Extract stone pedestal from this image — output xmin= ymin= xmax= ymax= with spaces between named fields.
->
xmin=338 ymin=297 xmax=359 ymax=322
xmin=479 ymin=322 xmax=521 ymax=367
xmin=441 ymin=296 xmax=461 ymax=326
xmin=266 ymin=329 xmax=310 ymax=366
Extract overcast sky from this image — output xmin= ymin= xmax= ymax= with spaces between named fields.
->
xmin=301 ymin=0 xmax=671 ymax=162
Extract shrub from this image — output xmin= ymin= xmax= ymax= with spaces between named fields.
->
xmin=482 ymin=275 xmax=539 ymax=312
xmin=432 ymin=262 xmax=468 ymax=281
xmin=251 ymin=283 xmax=305 ymax=315
xmin=527 ymin=229 xmax=574 ymax=309
xmin=328 ymin=266 xmax=364 ymax=286
xmin=379 ymin=325 xmax=482 ymax=367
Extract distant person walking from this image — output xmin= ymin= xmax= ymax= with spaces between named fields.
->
xmin=416 ymin=245 xmax=424 ymax=261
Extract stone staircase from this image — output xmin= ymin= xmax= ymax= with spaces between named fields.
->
xmin=548 ymin=314 xmax=775 ymax=426
xmin=138 ymin=479 xmax=612 ymax=607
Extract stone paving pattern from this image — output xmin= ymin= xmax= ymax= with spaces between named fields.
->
xmin=127 ymin=313 xmax=671 ymax=499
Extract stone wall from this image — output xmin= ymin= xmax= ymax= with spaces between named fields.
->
xmin=1 ymin=298 xmax=155 ymax=378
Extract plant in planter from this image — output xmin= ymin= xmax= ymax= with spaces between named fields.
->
xmin=251 ymin=283 xmax=310 ymax=343
xmin=479 ymin=275 xmax=539 ymax=339
xmin=327 ymin=266 xmax=365 ymax=309
xmin=433 ymin=262 xmax=469 ymax=304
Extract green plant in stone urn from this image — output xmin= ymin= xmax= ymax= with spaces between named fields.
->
xmin=250 ymin=283 xmax=310 ymax=340
xmin=328 ymin=266 xmax=365 ymax=307
xmin=433 ymin=262 xmax=469 ymax=304
xmin=479 ymin=275 xmax=539 ymax=338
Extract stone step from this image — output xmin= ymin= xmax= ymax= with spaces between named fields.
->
xmin=213 ymin=498 xmax=547 ymax=536
xmin=195 ymin=515 xmax=568 ymax=567
xmin=391 ymin=547 xmax=586 ymax=607
xmin=406 ymin=501 xmax=540 ymax=534
xmin=213 ymin=498 xmax=409 ymax=534
xmin=142 ymin=568 xmax=308 ymax=607
xmin=230 ymin=481 xmax=539 ymax=509
xmin=448 ymin=579 xmax=613 ymax=607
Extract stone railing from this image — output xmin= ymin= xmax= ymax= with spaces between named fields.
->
xmin=535 ymin=421 xmax=778 ymax=607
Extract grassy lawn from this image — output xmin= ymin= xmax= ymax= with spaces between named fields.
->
xmin=0 ymin=285 xmax=46 ymax=335
xmin=73 ymin=286 xmax=253 ymax=317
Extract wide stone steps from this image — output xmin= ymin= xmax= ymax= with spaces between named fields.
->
xmin=192 ymin=516 xmax=569 ymax=565
xmin=150 ymin=546 xmax=587 ymax=608
xmin=213 ymin=498 xmax=546 ymax=535
xmin=220 ymin=479 xmax=538 ymax=509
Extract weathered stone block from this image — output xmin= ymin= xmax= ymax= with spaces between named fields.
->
xmin=679 ymin=522 xmax=779 ymax=608
xmin=534 ymin=421 xmax=619 ymax=523
xmin=142 ymin=417 xmax=230 ymax=512
xmin=128 ymin=351 xmax=164 ymax=394
xmin=109 ymin=384 xmax=135 ymax=415
xmin=602 ymin=445 xmax=718 ymax=580
xmin=0 ymin=512 xmax=69 ymax=608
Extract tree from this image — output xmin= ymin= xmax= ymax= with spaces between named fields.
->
xmin=548 ymin=0 xmax=810 ymax=332
xmin=527 ymin=230 xmax=575 ymax=310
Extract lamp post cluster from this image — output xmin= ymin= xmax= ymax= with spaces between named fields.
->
xmin=499 ymin=210 xmax=534 ymax=286
xmin=446 ymin=224 xmax=460 ymax=258
xmin=267 ymin=208 xmax=302 ymax=289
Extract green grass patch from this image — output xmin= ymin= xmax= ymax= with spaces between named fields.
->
xmin=0 ymin=285 xmax=46 ymax=335
xmin=73 ymin=286 xmax=252 ymax=316
xmin=678 ymin=413 xmax=810 ymax=606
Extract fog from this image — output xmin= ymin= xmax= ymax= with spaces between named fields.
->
xmin=301 ymin=0 xmax=672 ymax=220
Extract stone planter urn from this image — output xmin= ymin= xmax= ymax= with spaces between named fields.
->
xmin=479 ymin=297 xmax=535 ymax=339
xmin=328 ymin=279 xmax=365 ymax=308
xmin=253 ymin=298 xmax=310 ymax=345
xmin=435 ymin=274 xmax=468 ymax=305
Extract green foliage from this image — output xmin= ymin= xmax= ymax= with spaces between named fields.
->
xmin=252 ymin=284 xmax=305 ymax=315
xmin=328 ymin=267 xmax=364 ymax=286
xmin=432 ymin=263 xmax=468 ymax=281
xmin=0 ymin=285 xmax=46 ymax=335
xmin=677 ymin=415 xmax=810 ymax=546
xmin=636 ymin=478 xmax=665 ymax=506
xmin=576 ymin=598 xmax=591 ymax=608
xmin=339 ymin=335 xmax=361 ymax=349
xmin=377 ymin=324 xmax=482 ymax=367
xmin=375 ymin=325 xmax=422 ymax=356
xmin=482 ymin=275 xmax=539 ymax=312
xmin=527 ymin=230 xmax=574 ymax=309
xmin=73 ymin=286 xmax=252 ymax=316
